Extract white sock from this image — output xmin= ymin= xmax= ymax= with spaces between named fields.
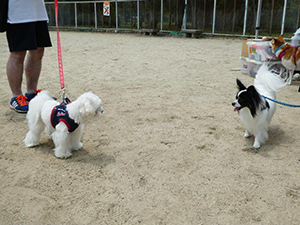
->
xmin=26 ymin=90 xmax=35 ymax=95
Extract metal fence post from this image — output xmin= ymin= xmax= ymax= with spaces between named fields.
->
xmin=212 ymin=0 xmax=216 ymax=34
xmin=160 ymin=0 xmax=163 ymax=31
xmin=182 ymin=0 xmax=187 ymax=30
xmin=281 ymin=0 xmax=287 ymax=35
xmin=115 ymin=0 xmax=118 ymax=30
xmin=137 ymin=0 xmax=140 ymax=30
xmin=255 ymin=0 xmax=262 ymax=39
xmin=243 ymin=0 xmax=248 ymax=36
xmin=75 ymin=3 xmax=77 ymax=28
xmin=94 ymin=2 xmax=97 ymax=28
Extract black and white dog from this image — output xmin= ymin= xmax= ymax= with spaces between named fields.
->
xmin=232 ymin=64 xmax=286 ymax=148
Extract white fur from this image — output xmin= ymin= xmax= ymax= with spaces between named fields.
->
xmin=24 ymin=91 xmax=103 ymax=158
xmin=238 ymin=64 xmax=286 ymax=148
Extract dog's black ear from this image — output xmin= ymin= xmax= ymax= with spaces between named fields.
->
xmin=236 ymin=79 xmax=246 ymax=91
xmin=247 ymin=85 xmax=256 ymax=93
xmin=247 ymin=85 xmax=261 ymax=102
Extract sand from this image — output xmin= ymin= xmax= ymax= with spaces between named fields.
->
xmin=1 ymin=31 xmax=300 ymax=225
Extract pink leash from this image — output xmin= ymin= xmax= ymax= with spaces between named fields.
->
xmin=54 ymin=0 xmax=66 ymax=100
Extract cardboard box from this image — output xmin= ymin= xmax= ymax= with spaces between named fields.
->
xmin=241 ymin=39 xmax=248 ymax=57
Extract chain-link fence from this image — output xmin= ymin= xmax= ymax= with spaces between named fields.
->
xmin=45 ymin=0 xmax=300 ymax=37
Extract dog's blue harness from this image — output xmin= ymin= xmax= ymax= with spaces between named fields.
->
xmin=51 ymin=103 xmax=79 ymax=132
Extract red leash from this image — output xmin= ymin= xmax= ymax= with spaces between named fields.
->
xmin=54 ymin=0 xmax=65 ymax=99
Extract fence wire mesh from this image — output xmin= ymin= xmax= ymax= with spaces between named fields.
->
xmin=45 ymin=0 xmax=300 ymax=36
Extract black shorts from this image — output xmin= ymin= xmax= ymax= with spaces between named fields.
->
xmin=6 ymin=21 xmax=52 ymax=52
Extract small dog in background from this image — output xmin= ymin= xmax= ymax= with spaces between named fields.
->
xmin=232 ymin=64 xmax=286 ymax=148
xmin=270 ymin=35 xmax=300 ymax=84
xmin=24 ymin=91 xmax=103 ymax=158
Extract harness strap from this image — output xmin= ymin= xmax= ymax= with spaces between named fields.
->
xmin=51 ymin=103 xmax=79 ymax=132
xmin=278 ymin=47 xmax=288 ymax=60
xmin=278 ymin=45 xmax=298 ymax=66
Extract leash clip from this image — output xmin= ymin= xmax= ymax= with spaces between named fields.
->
xmin=62 ymin=88 xmax=66 ymax=101
xmin=61 ymin=88 xmax=71 ymax=105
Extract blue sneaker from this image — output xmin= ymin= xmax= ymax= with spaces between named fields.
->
xmin=10 ymin=95 xmax=28 ymax=113
xmin=25 ymin=89 xmax=42 ymax=101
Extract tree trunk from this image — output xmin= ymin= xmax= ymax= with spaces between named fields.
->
xmin=223 ymin=0 xmax=226 ymax=31
xmin=81 ymin=5 xmax=84 ymax=26
xmin=269 ymin=0 xmax=274 ymax=35
xmin=152 ymin=0 xmax=156 ymax=29
xmin=203 ymin=0 xmax=206 ymax=31
xmin=232 ymin=0 xmax=236 ymax=32
xmin=176 ymin=0 xmax=179 ymax=29
xmin=192 ymin=0 xmax=197 ymax=28
xmin=130 ymin=2 xmax=133 ymax=28
xmin=88 ymin=4 xmax=91 ymax=27
xmin=252 ymin=0 xmax=256 ymax=33
xmin=169 ymin=0 xmax=172 ymax=29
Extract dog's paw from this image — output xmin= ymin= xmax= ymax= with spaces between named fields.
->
xmin=244 ymin=131 xmax=250 ymax=138
xmin=72 ymin=142 xmax=83 ymax=151
xmin=24 ymin=139 xmax=40 ymax=148
xmin=24 ymin=142 xmax=40 ymax=148
xmin=54 ymin=149 xmax=72 ymax=159
xmin=24 ymin=133 xmax=40 ymax=147
xmin=253 ymin=142 xmax=260 ymax=149
xmin=293 ymin=73 xmax=300 ymax=81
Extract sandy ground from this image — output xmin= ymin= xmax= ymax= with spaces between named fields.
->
xmin=1 ymin=31 xmax=300 ymax=225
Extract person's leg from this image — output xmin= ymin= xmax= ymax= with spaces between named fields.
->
xmin=6 ymin=22 xmax=47 ymax=112
xmin=25 ymin=47 xmax=45 ymax=92
xmin=7 ymin=51 xmax=29 ymax=113
xmin=6 ymin=51 xmax=27 ymax=96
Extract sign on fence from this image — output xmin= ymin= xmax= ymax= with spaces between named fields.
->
xmin=103 ymin=1 xmax=110 ymax=16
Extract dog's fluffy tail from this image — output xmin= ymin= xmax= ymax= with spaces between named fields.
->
xmin=254 ymin=63 xmax=287 ymax=94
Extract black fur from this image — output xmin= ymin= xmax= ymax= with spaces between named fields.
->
xmin=234 ymin=79 xmax=263 ymax=117
xmin=236 ymin=79 xmax=246 ymax=91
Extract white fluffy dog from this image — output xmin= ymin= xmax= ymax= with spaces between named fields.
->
xmin=24 ymin=91 xmax=103 ymax=158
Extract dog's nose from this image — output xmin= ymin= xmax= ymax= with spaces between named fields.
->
xmin=232 ymin=102 xmax=236 ymax=106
